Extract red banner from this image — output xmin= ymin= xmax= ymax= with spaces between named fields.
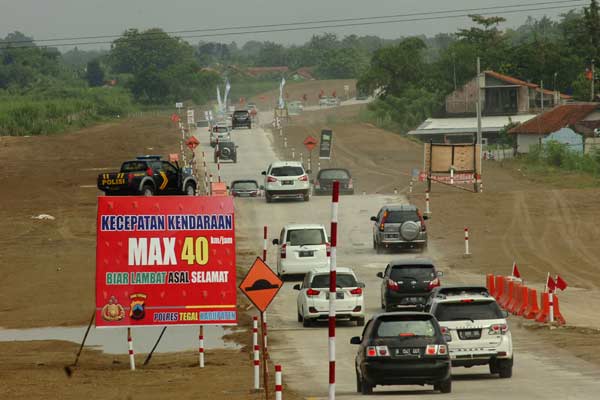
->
xmin=95 ymin=196 xmax=237 ymax=327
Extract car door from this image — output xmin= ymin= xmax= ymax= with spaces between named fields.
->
xmin=373 ymin=208 xmax=384 ymax=241
xmin=356 ymin=319 xmax=374 ymax=373
xmin=297 ymin=273 xmax=311 ymax=316
xmin=161 ymin=162 xmax=180 ymax=193
xmin=276 ymin=228 xmax=285 ymax=271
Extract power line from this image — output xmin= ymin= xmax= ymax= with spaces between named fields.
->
xmin=0 ymin=1 xmax=587 ymax=49
xmin=0 ymin=0 xmax=585 ymax=45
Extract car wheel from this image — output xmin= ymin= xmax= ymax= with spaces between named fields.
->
xmin=355 ymin=369 xmax=362 ymax=393
xmin=361 ymin=377 xmax=374 ymax=395
xmin=233 ymin=157 xmax=237 ymax=163
xmin=297 ymin=311 xmax=302 ymax=323
xmin=498 ymin=359 xmax=513 ymax=378
xmin=184 ymin=184 xmax=196 ymax=196
xmin=266 ymin=192 xmax=272 ymax=203
xmin=302 ymin=317 xmax=311 ymax=328
xmin=489 ymin=359 xmax=499 ymax=375
xmin=303 ymin=192 xmax=310 ymax=202
xmin=356 ymin=317 xmax=365 ymax=327
xmin=374 ymin=240 xmax=383 ymax=254
xmin=142 ymin=185 xmax=154 ymax=196
xmin=434 ymin=377 xmax=452 ymax=393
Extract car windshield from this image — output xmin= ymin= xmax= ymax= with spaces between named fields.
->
xmin=376 ymin=318 xmax=436 ymax=338
xmin=390 ymin=266 xmax=435 ymax=281
xmin=121 ymin=161 xmax=148 ymax=172
xmin=319 ymin=170 xmax=350 ymax=180
xmin=434 ymin=301 xmax=504 ymax=321
xmin=310 ymin=273 xmax=357 ymax=288
xmin=232 ymin=181 xmax=258 ymax=190
xmin=270 ymin=166 xmax=304 ymax=177
xmin=286 ymin=228 xmax=325 ymax=246
xmin=386 ymin=210 xmax=419 ymax=223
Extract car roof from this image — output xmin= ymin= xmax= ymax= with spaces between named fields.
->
xmin=371 ymin=312 xmax=435 ymax=321
xmin=270 ymin=161 xmax=303 ymax=168
xmin=389 ymin=258 xmax=435 ymax=267
xmin=231 ymin=179 xmax=258 ymax=184
xmin=309 ymin=266 xmax=354 ymax=275
xmin=430 ymin=285 xmax=489 ymax=297
xmin=318 ymin=168 xmax=351 ymax=173
xmin=382 ymin=204 xmax=418 ymax=212
xmin=283 ymin=223 xmax=326 ymax=230
xmin=431 ymin=292 xmax=495 ymax=304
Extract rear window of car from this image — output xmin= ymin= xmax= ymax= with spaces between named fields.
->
xmin=310 ymin=273 xmax=357 ymax=288
xmin=121 ymin=161 xmax=148 ymax=172
xmin=385 ymin=210 xmax=419 ymax=223
xmin=232 ymin=181 xmax=258 ymax=190
xmin=286 ymin=228 xmax=326 ymax=246
xmin=390 ymin=266 xmax=435 ymax=281
xmin=213 ymin=126 xmax=229 ymax=133
xmin=376 ymin=318 xmax=436 ymax=338
xmin=434 ymin=300 xmax=504 ymax=321
xmin=270 ymin=166 xmax=304 ymax=176
xmin=319 ymin=169 xmax=350 ymax=180
xmin=234 ymin=111 xmax=249 ymax=116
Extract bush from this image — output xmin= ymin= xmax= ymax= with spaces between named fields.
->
xmin=524 ymin=140 xmax=600 ymax=176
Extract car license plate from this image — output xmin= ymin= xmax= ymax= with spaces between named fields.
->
xmin=458 ymin=329 xmax=482 ymax=340
xmin=403 ymin=296 xmax=424 ymax=304
xmin=282 ymin=180 xmax=293 ymax=185
xmin=396 ymin=348 xmax=421 ymax=357
xmin=298 ymin=250 xmax=314 ymax=257
xmin=238 ymin=193 xmax=250 ymax=197
xmin=326 ymin=292 xmax=345 ymax=300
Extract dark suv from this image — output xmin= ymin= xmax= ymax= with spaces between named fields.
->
xmin=351 ymin=312 xmax=451 ymax=394
xmin=232 ymin=110 xmax=251 ymax=129
xmin=371 ymin=204 xmax=428 ymax=253
xmin=214 ymin=141 xmax=237 ymax=163
xmin=377 ymin=259 xmax=442 ymax=312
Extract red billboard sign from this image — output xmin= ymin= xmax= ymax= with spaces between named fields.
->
xmin=95 ymin=196 xmax=237 ymax=327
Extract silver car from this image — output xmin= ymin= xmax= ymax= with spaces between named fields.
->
xmin=371 ymin=204 xmax=428 ymax=253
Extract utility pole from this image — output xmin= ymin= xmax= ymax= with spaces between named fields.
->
xmin=592 ymin=61 xmax=596 ymax=102
xmin=541 ymin=80 xmax=544 ymax=113
xmin=476 ymin=57 xmax=483 ymax=170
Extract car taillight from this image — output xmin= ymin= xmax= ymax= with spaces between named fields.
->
xmin=267 ymin=176 xmax=278 ymax=183
xmin=489 ymin=324 xmax=509 ymax=335
xmin=387 ymin=279 xmax=399 ymax=291
xmin=326 ymin=242 xmax=331 ymax=257
xmin=348 ymin=178 xmax=353 ymax=189
xmin=366 ymin=346 xmax=390 ymax=357
xmin=440 ymin=326 xmax=449 ymax=334
xmin=350 ymin=287 xmax=362 ymax=295
xmin=428 ymin=278 xmax=440 ymax=290
xmin=425 ymin=344 xmax=446 ymax=356
xmin=280 ymin=243 xmax=286 ymax=259
xmin=298 ymin=175 xmax=308 ymax=181
xmin=379 ymin=211 xmax=388 ymax=231
xmin=306 ymin=288 xmax=320 ymax=296
xmin=146 ymin=168 xmax=153 ymax=176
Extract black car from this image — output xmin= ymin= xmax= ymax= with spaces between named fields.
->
xmin=232 ymin=110 xmax=252 ymax=129
xmin=377 ymin=259 xmax=442 ymax=312
xmin=230 ymin=180 xmax=262 ymax=197
xmin=215 ymin=141 xmax=237 ymax=163
xmin=313 ymin=168 xmax=354 ymax=195
xmin=351 ymin=312 xmax=451 ymax=394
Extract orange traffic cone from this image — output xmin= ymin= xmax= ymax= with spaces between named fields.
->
xmin=535 ymin=292 xmax=551 ymax=323
xmin=507 ymin=282 xmax=522 ymax=313
xmin=486 ymin=274 xmax=496 ymax=298
xmin=523 ymin=288 xmax=540 ymax=319
xmin=553 ymin=295 xmax=566 ymax=325
xmin=516 ymin=286 xmax=529 ymax=316
xmin=494 ymin=275 xmax=505 ymax=302
xmin=500 ymin=280 xmax=514 ymax=309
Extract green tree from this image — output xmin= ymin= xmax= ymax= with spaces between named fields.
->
xmin=86 ymin=59 xmax=104 ymax=87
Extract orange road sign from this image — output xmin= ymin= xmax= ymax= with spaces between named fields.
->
xmin=239 ymin=258 xmax=283 ymax=312
xmin=171 ymin=114 xmax=180 ymax=123
xmin=303 ymin=135 xmax=318 ymax=152
xmin=186 ymin=136 xmax=200 ymax=150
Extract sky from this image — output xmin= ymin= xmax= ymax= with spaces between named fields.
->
xmin=0 ymin=0 xmax=584 ymax=50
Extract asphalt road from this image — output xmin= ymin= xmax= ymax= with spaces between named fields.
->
xmin=195 ymin=112 xmax=600 ymax=399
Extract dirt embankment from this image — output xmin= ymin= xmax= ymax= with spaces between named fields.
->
xmin=248 ymin=79 xmax=357 ymax=109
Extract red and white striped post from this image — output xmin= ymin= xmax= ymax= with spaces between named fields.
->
xmin=425 ymin=190 xmax=431 ymax=214
xmin=263 ymin=312 xmax=268 ymax=360
xmin=464 ymin=227 xmax=470 ymax=255
xmin=199 ymin=326 xmax=205 ymax=368
xmin=263 ymin=226 xmax=268 ymax=261
xmin=329 ymin=181 xmax=340 ymax=400
xmin=127 ymin=328 xmax=135 ymax=371
xmin=217 ymin=162 xmax=222 ymax=183
xmin=252 ymin=317 xmax=260 ymax=390
xmin=275 ymin=364 xmax=283 ymax=400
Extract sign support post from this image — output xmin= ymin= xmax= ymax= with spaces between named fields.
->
xmin=329 ymin=181 xmax=339 ymax=400
xmin=261 ymin=311 xmax=270 ymax=400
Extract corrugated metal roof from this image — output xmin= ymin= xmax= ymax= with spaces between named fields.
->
xmin=408 ymin=114 xmax=537 ymax=135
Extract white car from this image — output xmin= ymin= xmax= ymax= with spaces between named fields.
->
xmin=294 ymin=267 xmax=365 ymax=327
xmin=428 ymin=289 xmax=513 ymax=378
xmin=210 ymin=124 xmax=231 ymax=147
xmin=272 ymin=224 xmax=329 ymax=277
xmin=261 ymin=161 xmax=310 ymax=202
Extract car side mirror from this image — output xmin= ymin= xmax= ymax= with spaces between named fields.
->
xmin=357 ymin=282 xmax=366 ymax=288
xmin=350 ymin=336 xmax=361 ymax=345
xmin=272 ymin=239 xmax=279 ymax=245
xmin=437 ymin=271 xmax=444 ymax=277
xmin=261 ymin=171 xmax=266 ymax=175
xmin=370 ymin=216 xmax=377 ymax=222
xmin=423 ymin=215 xmax=429 ymax=220
xmin=501 ymin=310 xmax=509 ymax=318
xmin=293 ymin=284 xmax=301 ymax=290
xmin=376 ymin=272 xmax=384 ymax=279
